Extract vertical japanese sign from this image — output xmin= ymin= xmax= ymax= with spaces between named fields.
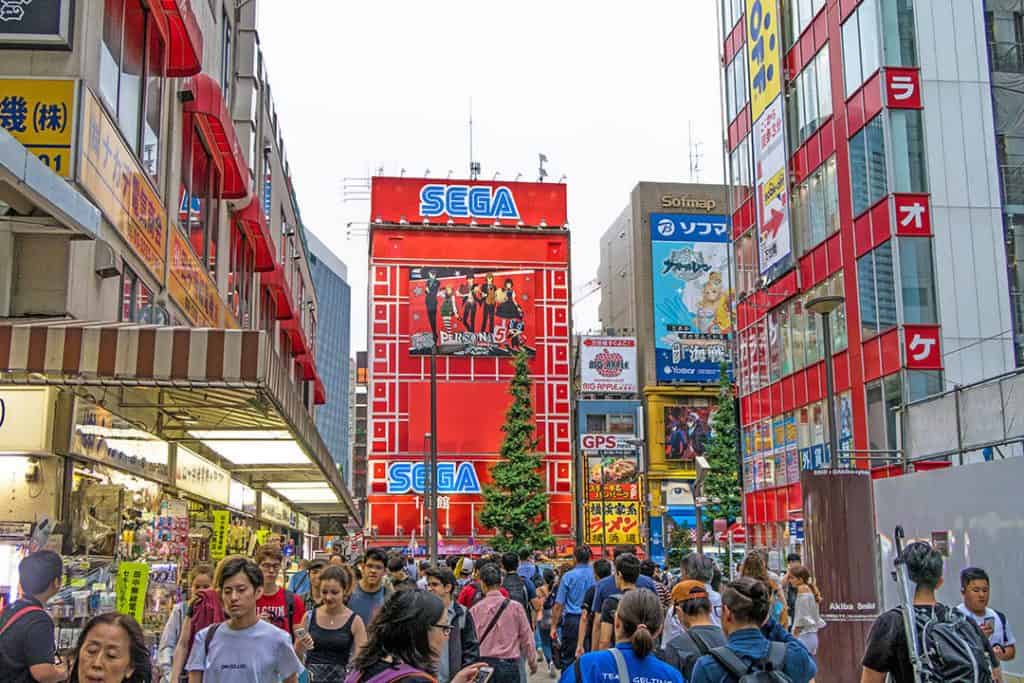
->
xmin=649 ymin=213 xmax=733 ymax=383
xmin=0 ymin=79 xmax=76 ymax=177
xmin=586 ymin=500 xmax=641 ymax=545
xmin=115 ymin=562 xmax=150 ymax=623
xmin=210 ymin=510 xmax=230 ymax=561
xmin=168 ymin=229 xmax=235 ymax=328
xmin=746 ymin=0 xmax=792 ymax=280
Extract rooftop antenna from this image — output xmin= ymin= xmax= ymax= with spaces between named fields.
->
xmin=688 ymin=121 xmax=704 ymax=183
xmin=538 ymin=153 xmax=549 ymax=182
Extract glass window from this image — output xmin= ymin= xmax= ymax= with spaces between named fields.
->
xmin=180 ymin=122 xmax=220 ymax=276
xmin=119 ymin=264 xmax=153 ymax=323
xmin=890 ymin=109 xmax=927 ymax=193
xmin=866 ymin=374 xmax=903 ymax=459
xmin=899 ymin=237 xmax=938 ymax=324
xmin=141 ymin=25 xmax=163 ymax=184
xmin=787 ymin=48 xmax=833 ymax=151
xmin=843 ymin=0 xmax=881 ymax=96
xmin=907 ymin=370 xmax=943 ymax=401
xmin=726 ymin=51 xmax=749 ymax=123
xmin=828 ymin=273 xmax=848 ymax=352
xmin=736 ymin=229 xmax=757 ymax=298
xmin=795 ymin=155 xmax=840 ymax=255
xmin=100 ymin=0 xmax=124 ymax=115
xmin=585 ymin=414 xmax=606 ymax=433
xmin=779 ymin=304 xmax=793 ymax=376
xmin=221 ymin=11 xmax=233 ymax=107
xmin=850 ymin=115 xmax=888 ymax=216
xmin=228 ymin=224 xmax=255 ymax=327
xmin=768 ymin=309 xmax=782 ymax=383
xmin=817 ymin=48 xmax=833 ymax=121
xmin=858 ymin=241 xmax=897 ymax=337
xmin=880 ymin=0 xmax=918 ymax=67
xmin=865 ymin=381 xmax=886 ymax=453
xmin=790 ymin=298 xmax=807 ymax=371
xmin=117 ymin=1 xmax=145 ymax=145
xmin=608 ymin=414 xmax=635 ymax=434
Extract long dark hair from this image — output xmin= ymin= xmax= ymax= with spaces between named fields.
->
xmin=352 ymin=590 xmax=445 ymax=674
xmin=70 ymin=612 xmax=150 ymax=683
xmin=616 ymin=589 xmax=663 ymax=658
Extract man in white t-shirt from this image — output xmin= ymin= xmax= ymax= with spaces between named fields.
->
xmin=187 ymin=557 xmax=303 ymax=683
xmin=957 ymin=566 xmax=1016 ymax=664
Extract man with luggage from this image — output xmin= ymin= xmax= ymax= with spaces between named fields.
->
xmin=958 ymin=567 xmax=1016 ymax=664
xmin=0 ymin=550 xmax=68 ymax=683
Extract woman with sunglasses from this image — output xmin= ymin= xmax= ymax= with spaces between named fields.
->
xmin=347 ymin=590 xmax=487 ymax=683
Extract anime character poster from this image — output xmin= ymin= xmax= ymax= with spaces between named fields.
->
xmin=407 ymin=267 xmax=535 ymax=356
xmin=649 ymin=213 xmax=733 ymax=383
xmin=663 ymin=405 xmax=715 ymax=461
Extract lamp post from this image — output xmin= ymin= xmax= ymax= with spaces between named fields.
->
xmin=426 ymin=343 xmax=440 ymax=566
xmin=805 ymin=296 xmax=845 ymax=468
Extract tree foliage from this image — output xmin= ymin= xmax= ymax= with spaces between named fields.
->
xmin=479 ymin=350 xmax=554 ymax=552
xmin=702 ymin=365 xmax=742 ymax=524
xmin=665 ymin=522 xmax=694 ymax=569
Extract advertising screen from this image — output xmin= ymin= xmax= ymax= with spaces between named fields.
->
xmin=407 ymin=267 xmax=535 ymax=356
xmin=580 ymin=337 xmax=638 ymax=394
xmin=664 ymin=405 xmax=715 ymax=462
xmin=649 ymin=213 xmax=732 ymax=383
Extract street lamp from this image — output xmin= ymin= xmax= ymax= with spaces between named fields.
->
xmin=805 ymin=295 xmax=844 ymax=468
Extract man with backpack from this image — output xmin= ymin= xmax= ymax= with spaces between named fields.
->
xmin=861 ymin=541 xmax=1000 ymax=683
xmin=254 ymin=545 xmax=306 ymax=639
xmin=458 ymin=558 xmax=509 ymax=609
xmin=186 ymin=557 xmax=303 ymax=682
xmin=500 ymin=553 xmax=539 ymax=683
xmin=689 ymin=577 xmax=816 ymax=683
xmin=0 ymin=550 xmax=68 ymax=683
xmin=517 ymin=548 xmax=541 ymax=587
xmin=658 ymin=580 xmax=727 ymax=680
xmin=597 ymin=553 xmax=641 ymax=650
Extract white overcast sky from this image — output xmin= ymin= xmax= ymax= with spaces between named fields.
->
xmin=257 ymin=1 xmax=724 ymax=352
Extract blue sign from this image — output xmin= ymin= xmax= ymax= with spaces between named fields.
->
xmin=650 ymin=213 xmax=733 ymax=384
xmin=648 ymin=516 xmax=665 ymax=567
xmin=419 ymin=184 xmax=519 ymax=219
xmin=788 ymin=520 xmax=804 ymax=541
xmin=386 ymin=462 xmax=482 ymax=495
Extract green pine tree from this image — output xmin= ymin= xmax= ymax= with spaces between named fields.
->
xmin=702 ymin=365 xmax=742 ymax=524
xmin=479 ymin=350 xmax=554 ymax=552
xmin=665 ymin=522 xmax=694 ymax=568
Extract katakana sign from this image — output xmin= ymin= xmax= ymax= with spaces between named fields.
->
xmin=893 ymin=194 xmax=931 ymax=236
xmin=904 ymin=325 xmax=943 ymax=370
xmin=885 ymin=68 xmax=922 ymax=110
xmin=586 ymin=501 xmax=641 ymax=545
xmin=210 ymin=510 xmax=230 ymax=561
xmin=0 ymin=79 xmax=76 ymax=177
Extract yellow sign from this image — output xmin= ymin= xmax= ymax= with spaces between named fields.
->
xmin=168 ymin=229 xmax=236 ymax=328
xmin=210 ymin=510 xmax=230 ymax=561
xmin=0 ymin=79 xmax=76 ymax=177
xmin=745 ymin=0 xmax=784 ymax=122
xmin=79 ymin=89 xmax=166 ymax=280
xmin=115 ymin=562 xmax=150 ymax=623
xmin=586 ymin=501 xmax=641 ymax=546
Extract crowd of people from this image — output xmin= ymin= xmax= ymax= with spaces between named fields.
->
xmin=0 ymin=540 xmax=1013 ymax=683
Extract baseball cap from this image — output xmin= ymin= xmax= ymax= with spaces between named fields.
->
xmin=671 ymin=579 xmax=709 ymax=604
xmin=460 ymin=558 xmax=475 ymax=575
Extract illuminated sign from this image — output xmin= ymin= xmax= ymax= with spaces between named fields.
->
xmin=386 ymin=462 xmax=482 ymax=495
xmin=420 ymin=184 xmax=520 ymax=220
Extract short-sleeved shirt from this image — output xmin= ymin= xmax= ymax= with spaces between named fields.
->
xmin=186 ymin=618 xmax=303 ymax=683
xmin=591 ymin=574 xmax=656 ymax=613
xmin=555 ymin=565 xmax=595 ymax=616
xmin=957 ymin=604 xmax=1017 ymax=648
xmin=862 ymin=606 xmax=999 ymax=683
xmin=349 ymin=584 xmax=389 ymax=627
xmin=559 ymin=643 xmax=684 ymax=683
xmin=600 ymin=588 xmax=633 ymax=625
xmin=256 ymin=588 xmax=306 ymax=636
xmin=0 ymin=598 xmax=56 ymax=683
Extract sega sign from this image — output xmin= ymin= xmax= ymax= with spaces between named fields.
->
xmin=420 ymin=184 xmax=519 ymax=220
xmin=386 ymin=462 xmax=482 ymax=495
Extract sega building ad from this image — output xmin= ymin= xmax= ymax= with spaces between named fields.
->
xmin=366 ymin=177 xmax=573 ymax=550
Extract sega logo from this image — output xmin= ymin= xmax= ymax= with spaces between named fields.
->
xmin=581 ymin=434 xmax=623 ymax=450
xmin=386 ymin=462 xmax=482 ymax=494
xmin=419 ymin=184 xmax=520 ymax=219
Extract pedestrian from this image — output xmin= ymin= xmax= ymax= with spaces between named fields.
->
xmin=573 ymin=558 xmax=609 ymax=659
xmin=536 ymin=569 xmax=558 ymax=678
xmin=417 ymin=561 xmax=432 ymax=590
xmin=739 ymin=552 xmax=788 ymax=630
xmin=299 ymin=558 xmax=328 ymax=608
xmin=350 ymin=548 xmax=392 ymax=626
xmin=69 ymin=612 xmax=150 ymax=683
xmin=0 ymin=550 xmax=68 ymax=683
xmin=457 ymin=558 xmax=475 ymax=589
xmin=861 ymin=542 xmax=1000 ymax=682
xmin=289 ymin=560 xmax=312 ymax=596
xmin=518 ymin=548 xmax=541 ymax=587
xmin=425 ymin=565 xmax=480 ymax=683
xmin=560 ymin=589 xmax=682 ymax=683
xmin=186 ymin=556 xmax=303 ymax=682
xmin=958 ymin=566 xmax=1016 ymax=664
xmin=388 ymin=556 xmax=417 ymax=592
xmin=657 ymin=580 xmax=727 ymax=680
xmin=597 ymin=554 xmax=640 ymax=650
xmin=458 ymin=558 xmax=508 ymax=608
xmin=330 ymin=553 xmax=345 ymax=567
xmin=501 ymin=552 xmax=538 ymax=625
xmin=788 ymin=565 xmax=825 ymax=655
xmin=254 ymin=545 xmax=306 ymax=640
xmin=639 ymin=560 xmax=670 ymax=610
xmin=782 ymin=553 xmax=801 ymax=628
xmin=470 ymin=563 xmax=538 ymax=683
xmin=689 ymin=577 xmax=817 ymax=683
xmin=158 ymin=562 xmax=214 ymax=682
xmin=589 ymin=548 xmax=658 ymax=650
xmin=299 ymin=565 xmax=367 ymax=680
xmin=550 ymin=545 xmax=594 ymax=670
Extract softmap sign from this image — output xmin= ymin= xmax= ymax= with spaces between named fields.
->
xmin=580 ymin=337 xmax=637 ymax=394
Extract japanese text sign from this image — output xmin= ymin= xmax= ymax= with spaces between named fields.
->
xmin=753 ymin=95 xmax=793 ymax=278
xmin=885 ymin=68 xmax=923 ymax=109
xmin=115 ymin=562 xmax=149 ymax=623
xmin=580 ymin=337 xmax=638 ymax=394
xmin=649 ymin=213 xmax=733 ymax=384
xmin=210 ymin=510 xmax=230 ymax=561
xmin=79 ymin=90 xmax=167 ymax=280
xmin=0 ymin=79 xmax=76 ymax=177
xmin=893 ymin=194 xmax=931 ymax=236
xmin=745 ymin=0 xmax=783 ymax=122
xmin=175 ymin=446 xmax=230 ymax=505
xmin=904 ymin=325 xmax=943 ymax=370
xmin=168 ymin=229 xmax=236 ymax=328
xmin=0 ymin=0 xmax=73 ymax=48
xmin=586 ymin=501 xmax=641 ymax=545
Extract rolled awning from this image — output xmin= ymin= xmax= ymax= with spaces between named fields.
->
xmin=262 ymin=267 xmax=296 ymax=321
xmin=152 ymin=0 xmax=203 ymax=77
xmin=183 ymin=74 xmax=251 ymax=199
xmin=233 ymin=198 xmax=276 ymax=272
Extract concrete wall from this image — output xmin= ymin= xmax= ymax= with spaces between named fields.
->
xmin=598 ymin=206 xmax=635 ymax=334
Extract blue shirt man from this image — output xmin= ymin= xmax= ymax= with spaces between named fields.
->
xmin=559 ymin=642 xmax=684 ymax=683
xmin=689 ymin=627 xmax=816 ymax=683
xmin=556 ymin=564 xmax=595 ymax=616
xmin=591 ymin=572 xmax=657 ymax=612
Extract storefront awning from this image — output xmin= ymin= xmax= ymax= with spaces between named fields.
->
xmin=0 ymin=319 xmax=358 ymax=523
xmin=233 ymin=198 xmax=276 ymax=272
xmin=262 ymin=267 xmax=296 ymax=321
xmin=153 ymin=0 xmax=204 ymax=77
xmin=183 ymin=74 xmax=251 ymax=200
xmin=0 ymin=128 xmax=101 ymax=239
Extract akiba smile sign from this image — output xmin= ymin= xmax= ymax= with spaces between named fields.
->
xmin=419 ymin=184 xmax=519 ymax=220
xmin=386 ymin=462 xmax=482 ymax=494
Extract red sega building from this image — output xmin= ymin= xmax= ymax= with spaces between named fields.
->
xmin=365 ymin=177 xmax=574 ymax=551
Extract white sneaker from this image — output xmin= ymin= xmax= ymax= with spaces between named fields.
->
xmin=547 ymin=663 xmax=556 ymax=678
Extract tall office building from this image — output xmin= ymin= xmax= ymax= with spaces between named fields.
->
xmin=307 ymin=231 xmax=352 ymax=476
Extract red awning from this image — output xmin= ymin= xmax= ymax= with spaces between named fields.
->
xmin=295 ymin=354 xmax=326 ymax=405
xmin=282 ymin=317 xmax=309 ymax=356
xmin=183 ymin=74 xmax=251 ymax=199
xmin=314 ymin=375 xmax=326 ymax=405
xmin=153 ymin=0 xmax=203 ymax=77
xmin=233 ymin=199 xmax=276 ymax=272
xmin=262 ymin=268 xmax=295 ymax=321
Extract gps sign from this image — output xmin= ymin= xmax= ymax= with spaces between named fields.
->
xmin=580 ymin=434 xmax=635 ymax=453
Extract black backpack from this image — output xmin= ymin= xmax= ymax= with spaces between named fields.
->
xmin=708 ymin=642 xmax=792 ymax=683
xmin=502 ymin=574 xmax=533 ymax=623
xmin=912 ymin=606 xmax=995 ymax=683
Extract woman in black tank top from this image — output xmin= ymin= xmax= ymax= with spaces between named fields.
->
xmin=300 ymin=566 xmax=367 ymax=680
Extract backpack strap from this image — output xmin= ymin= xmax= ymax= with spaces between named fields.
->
xmin=996 ymin=610 xmax=1008 ymax=639
xmin=285 ymin=590 xmax=295 ymax=638
xmin=709 ymin=646 xmax=751 ymax=679
xmin=0 ymin=605 xmax=44 ymax=637
xmin=609 ymin=647 xmax=631 ymax=683
xmin=204 ymin=623 xmax=221 ymax=653
xmin=478 ymin=599 xmax=511 ymax=647
xmin=574 ymin=656 xmax=583 ymax=683
xmin=688 ymin=629 xmax=713 ymax=656
xmin=763 ymin=641 xmax=788 ymax=671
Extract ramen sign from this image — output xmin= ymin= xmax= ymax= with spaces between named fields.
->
xmin=580 ymin=337 xmax=638 ymax=394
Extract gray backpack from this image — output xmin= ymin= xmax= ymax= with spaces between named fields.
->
xmin=708 ymin=642 xmax=792 ymax=683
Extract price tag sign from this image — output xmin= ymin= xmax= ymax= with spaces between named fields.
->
xmin=115 ymin=562 xmax=150 ymax=623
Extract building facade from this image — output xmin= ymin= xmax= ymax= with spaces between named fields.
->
xmin=307 ymin=230 xmax=352 ymax=477
xmin=719 ymin=0 xmax=1013 ymax=553
xmin=353 ymin=350 xmax=368 ymax=515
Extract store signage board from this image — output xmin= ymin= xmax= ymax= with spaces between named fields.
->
xmin=115 ymin=562 xmax=149 ymax=623
xmin=228 ymin=479 xmax=257 ymax=516
xmin=649 ymin=213 xmax=733 ymax=384
xmin=580 ymin=337 xmax=638 ymax=394
xmin=370 ymin=177 xmax=567 ymax=228
xmin=585 ymin=500 xmax=641 ymax=546
xmin=175 ymin=446 xmax=230 ymax=505
xmin=0 ymin=387 xmax=53 ymax=453
xmin=317 ymin=515 xmax=349 ymax=536
xmin=168 ymin=228 xmax=236 ymax=328
xmin=209 ymin=510 xmax=230 ymax=560
xmin=70 ymin=401 xmax=170 ymax=483
xmin=78 ymin=90 xmax=166 ymax=281
xmin=0 ymin=0 xmax=73 ymax=49
xmin=260 ymin=490 xmax=292 ymax=527
xmin=0 ymin=79 xmax=76 ymax=177
xmin=385 ymin=461 xmax=482 ymax=495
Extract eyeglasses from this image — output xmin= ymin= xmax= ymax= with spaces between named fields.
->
xmin=432 ymin=623 xmax=454 ymax=635
xmin=260 ymin=563 xmax=282 ymax=571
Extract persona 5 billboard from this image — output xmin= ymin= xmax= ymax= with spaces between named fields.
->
xmin=370 ymin=177 xmax=567 ymax=228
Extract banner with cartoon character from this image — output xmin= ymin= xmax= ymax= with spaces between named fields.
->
xmin=664 ymin=405 xmax=715 ymax=462
xmin=649 ymin=213 xmax=733 ymax=383
xmin=408 ymin=267 xmax=535 ymax=356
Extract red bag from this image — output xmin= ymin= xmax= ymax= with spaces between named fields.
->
xmin=183 ymin=588 xmax=224 ymax=666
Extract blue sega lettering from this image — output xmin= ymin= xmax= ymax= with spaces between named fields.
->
xmin=386 ymin=462 xmax=482 ymax=494
xmin=419 ymin=184 xmax=520 ymax=220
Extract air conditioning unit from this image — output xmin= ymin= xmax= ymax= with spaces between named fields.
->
xmin=94 ymin=240 xmax=120 ymax=279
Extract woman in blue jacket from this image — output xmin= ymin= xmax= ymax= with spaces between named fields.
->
xmin=560 ymin=589 xmax=683 ymax=683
